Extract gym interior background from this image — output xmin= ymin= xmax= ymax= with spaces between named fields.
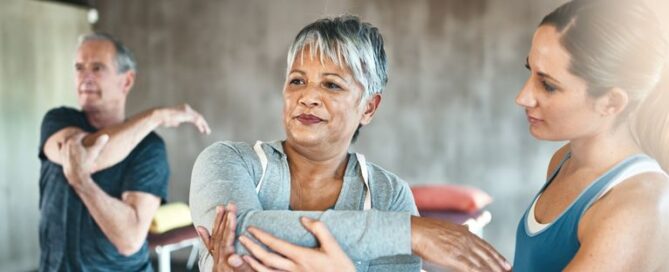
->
xmin=2 ymin=0 xmax=668 ymax=270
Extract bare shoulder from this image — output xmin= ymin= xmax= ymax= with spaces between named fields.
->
xmin=546 ymin=143 xmax=570 ymax=178
xmin=587 ymin=173 xmax=669 ymax=245
xmin=570 ymin=172 xmax=669 ymax=271
xmin=588 ymin=172 xmax=669 ymax=225
xmin=609 ymin=172 xmax=669 ymax=207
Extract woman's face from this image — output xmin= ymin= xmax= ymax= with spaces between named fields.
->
xmin=283 ymin=50 xmax=376 ymax=149
xmin=516 ymin=26 xmax=607 ymax=141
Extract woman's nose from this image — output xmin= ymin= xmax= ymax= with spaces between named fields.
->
xmin=515 ymin=80 xmax=537 ymax=108
xmin=298 ymin=87 xmax=322 ymax=107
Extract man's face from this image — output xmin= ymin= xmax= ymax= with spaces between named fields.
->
xmin=74 ymin=40 xmax=132 ymax=112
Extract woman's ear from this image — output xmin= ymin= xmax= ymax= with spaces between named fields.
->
xmin=360 ymin=94 xmax=382 ymax=126
xmin=596 ymin=87 xmax=629 ymax=117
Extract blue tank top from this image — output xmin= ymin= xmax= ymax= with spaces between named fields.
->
xmin=513 ymin=153 xmax=651 ymax=271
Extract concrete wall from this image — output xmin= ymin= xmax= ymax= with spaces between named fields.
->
xmin=0 ymin=0 xmax=89 ymax=271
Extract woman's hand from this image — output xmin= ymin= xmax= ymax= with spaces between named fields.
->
xmin=195 ymin=203 xmax=253 ymax=272
xmin=411 ymin=216 xmax=512 ymax=272
xmin=239 ymin=217 xmax=355 ymax=272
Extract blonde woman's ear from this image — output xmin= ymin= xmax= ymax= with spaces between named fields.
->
xmin=597 ymin=87 xmax=629 ymax=117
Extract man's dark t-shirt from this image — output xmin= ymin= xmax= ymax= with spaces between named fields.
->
xmin=38 ymin=107 xmax=169 ymax=272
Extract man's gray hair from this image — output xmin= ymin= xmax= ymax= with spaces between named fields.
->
xmin=286 ymin=15 xmax=388 ymax=103
xmin=78 ymin=32 xmax=137 ymax=74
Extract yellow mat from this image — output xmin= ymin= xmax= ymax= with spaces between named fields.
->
xmin=149 ymin=202 xmax=192 ymax=234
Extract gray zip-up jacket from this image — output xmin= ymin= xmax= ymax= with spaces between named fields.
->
xmin=190 ymin=140 xmax=421 ymax=271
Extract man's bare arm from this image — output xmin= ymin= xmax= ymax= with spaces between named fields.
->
xmin=44 ymin=104 xmax=210 ymax=171
xmin=60 ymin=132 xmax=162 ymax=255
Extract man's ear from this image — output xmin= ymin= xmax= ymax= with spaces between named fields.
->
xmin=121 ymin=71 xmax=136 ymax=95
xmin=596 ymin=87 xmax=629 ymax=117
xmin=360 ymin=94 xmax=382 ymax=126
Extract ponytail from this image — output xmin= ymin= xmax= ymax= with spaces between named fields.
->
xmin=633 ymin=68 xmax=669 ymax=172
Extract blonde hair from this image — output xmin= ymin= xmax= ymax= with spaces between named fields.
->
xmin=541 ymin=0 xmax=669 ymax=171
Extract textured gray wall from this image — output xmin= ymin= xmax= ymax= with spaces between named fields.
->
xmin=0 ymin=1 xmax=89 ymax=271
xmin=92 ymin=0 xmax=570 ymax=260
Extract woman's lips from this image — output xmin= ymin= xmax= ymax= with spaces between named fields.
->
xmin=526 ymin=114 xmax=543 ymax=125
xmin=296 ymin=114 xmax=324 ymax=125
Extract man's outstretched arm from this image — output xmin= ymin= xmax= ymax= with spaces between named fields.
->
xmin=43 ymin=104 xmax=210 ymax=172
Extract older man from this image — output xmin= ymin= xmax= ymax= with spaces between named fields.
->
xmin=38 ymin=33 xmax=210 ymax=271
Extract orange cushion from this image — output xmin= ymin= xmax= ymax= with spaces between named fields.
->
xmin=411 ymin=184 xmax=492 ymax=213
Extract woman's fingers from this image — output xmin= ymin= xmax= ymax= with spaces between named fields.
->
xmin=243 ymin=255 xmax=283 ymax=272
xmin=447 ymin=236 xmax=506 ymax=271
xmin=299 ymin=217 xmax=340 ymax=253
xmin=226 ymin=254 xmax=256 ymax=272
xmin=211 ymin=206 xmax=226 ymax=254
xmin=239 ymin=235 xmax=296 ymax=271
xmin=195 ymin=226 xmax=212 ymax=250
xmin=222 ymin=203 xmax=237 ymax=248
xmin=471 ymin=234 xmax=511 ymax=271
xmin=246 ymin=226 xmax=304 ymax=259
xmin=212 ymin=205 xmax=225 ymax=238
xmin=413 ymin=217 xmax=511 ymax=272
xmin=453 ymin=252 xmax=482 ymax=272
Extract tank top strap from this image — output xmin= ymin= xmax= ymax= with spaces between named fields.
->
xmin=540 ymin=151 xmax=572 ymax=193
xmin=561 ymin=154 xmax=650 ymax=224
xmin=576 ymin=154 xmax=656 ymax=217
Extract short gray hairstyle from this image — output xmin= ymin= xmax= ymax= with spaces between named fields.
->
xmin=78 ymin=32 xmax=137 ymax=74
xmin=286 ymin=15 xmax=388 ymax=103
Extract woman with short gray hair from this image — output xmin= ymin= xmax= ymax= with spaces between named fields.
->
xmin=190 ymin=15 xmax=509 ymax=272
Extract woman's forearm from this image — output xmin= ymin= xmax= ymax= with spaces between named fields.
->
xmin=234 ymin=209 xmax=413 ymax=260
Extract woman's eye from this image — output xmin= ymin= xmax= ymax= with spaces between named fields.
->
xmin=289 ymin=79 xmax=304 ymax=85
xmin=542 ymin=81 xmax=557 ymax=92
xmin=324 ymin=82 xmax=341 ymax=90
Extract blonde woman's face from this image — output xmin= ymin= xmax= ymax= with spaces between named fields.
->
xmin=515 ymin=26 xmax=607 ymax=141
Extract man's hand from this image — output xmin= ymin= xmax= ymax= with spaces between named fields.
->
xmin=196 ymin=203 xmax=253 ymax=272
xmin=155 ymin=104 xmax=211 ymax=134
xmin=61 ymin=132 xmax=109 ymax=189
xmin=239 ymin=217 xmax=356 ymax=272
xmin=411 ymin=216 xmax=512 ymax=272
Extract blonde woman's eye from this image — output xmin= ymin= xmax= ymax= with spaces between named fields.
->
xmin=542 ymin=81 xmax=557 ymax=92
